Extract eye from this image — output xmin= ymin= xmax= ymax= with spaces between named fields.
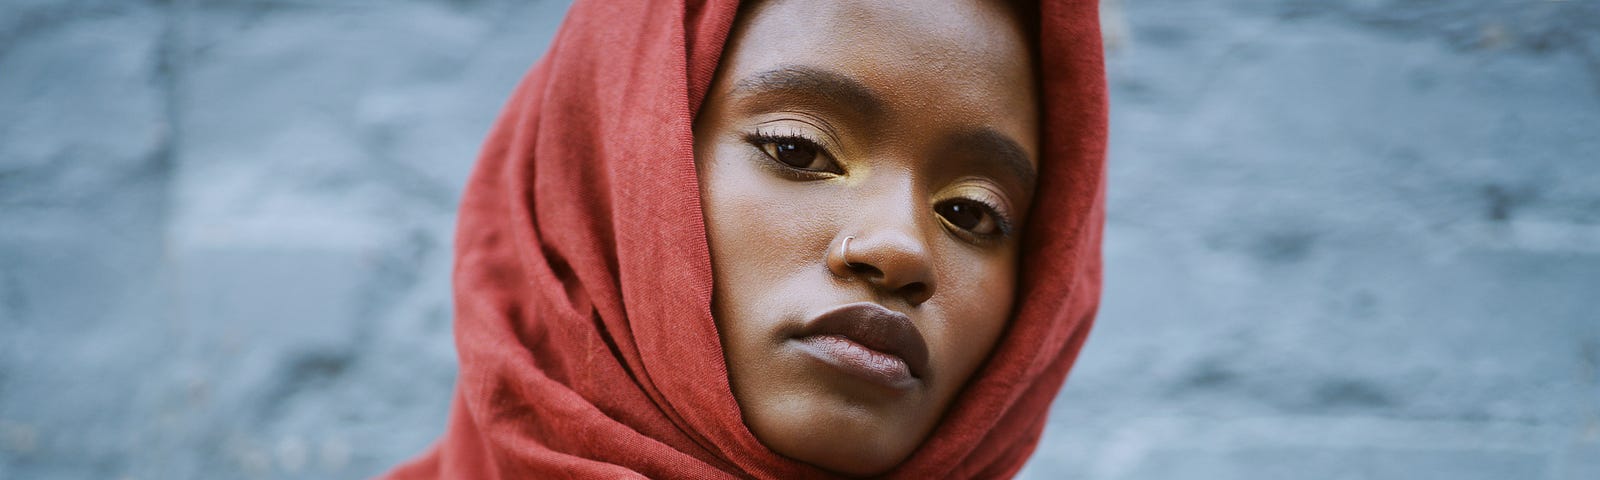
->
xmin=747 ymin=131 xmax=839 ymax=173
xmin=761 ymin=138 xmax=826 ymax=170
xmin=935 ymin=199 xmax=1002 ymax=236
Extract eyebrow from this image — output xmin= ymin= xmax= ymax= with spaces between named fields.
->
xmin=953 ymin=128 xmax=1037 ymax=194
xmin=731 ymin=65 xmax=886 ymax=118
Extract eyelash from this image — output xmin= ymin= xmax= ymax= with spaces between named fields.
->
xmin=946 ymin=197 xmax=1015 ymax=239
xmin=743 ymin=130 xmax=839 ymax=177
xmin=742 ymin=129 xmax=1016 ymax=241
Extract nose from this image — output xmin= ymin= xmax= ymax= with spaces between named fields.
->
xmin=828 ymin=230 xmax=936 ymax=306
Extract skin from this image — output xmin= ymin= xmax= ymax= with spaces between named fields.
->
xmin=692 ymin=0 xmax=1038 ymax=476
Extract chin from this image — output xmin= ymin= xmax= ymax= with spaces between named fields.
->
xmin=740 ymin=393 xmax=923 ymax=477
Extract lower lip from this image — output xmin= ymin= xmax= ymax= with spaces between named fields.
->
xmin=793 ymin=335 xmax=918 ymax=390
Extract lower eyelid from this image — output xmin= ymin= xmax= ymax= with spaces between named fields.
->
xmin=969 ymin=201 xmax=1013 ymax=236
xmin=745 ymin=142 xmax=836 ymax=180
xmin=939 ymin=191 xmax=1016 ymax=238
xmin=747 ymin=134 xmax=842 ymax=173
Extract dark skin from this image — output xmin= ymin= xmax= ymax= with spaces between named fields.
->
xmin=693 ymin=0 xmax=1038 ymax=476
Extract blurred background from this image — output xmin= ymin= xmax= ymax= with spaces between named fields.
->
xmin=0 ymin=0 xmax=1596 ymax=478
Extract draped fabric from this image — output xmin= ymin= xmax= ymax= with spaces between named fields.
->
xmin=384 ymin=0 xmax=1106 ymax=478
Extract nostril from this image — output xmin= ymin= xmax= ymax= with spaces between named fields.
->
xmin=847 ymin=261 xmax=881 ymax=279
xmin=897 ymin=282 xmax=930 ymax=304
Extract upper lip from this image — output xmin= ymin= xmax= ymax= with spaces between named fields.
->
xmin=796 ymin=302 xmax=930 ymax=380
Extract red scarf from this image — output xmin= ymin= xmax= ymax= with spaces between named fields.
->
xmin=384 ymin=1 xmax=1105 ymax=477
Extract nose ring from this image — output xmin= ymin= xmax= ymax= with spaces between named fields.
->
xmin=840 ymin=236 xmax=855 ymax=265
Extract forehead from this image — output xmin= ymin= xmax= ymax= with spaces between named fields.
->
xmin=718 ymin=0 xmax=1038 ymax=157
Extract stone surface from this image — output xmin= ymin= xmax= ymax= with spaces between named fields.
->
xmin=1021 ymin=1 xmax=1600 ymax=478
xmin=2 ymin=1 xmax=569 ymax=478
xmin=0 ymin=0 xmax=1595 ymax=478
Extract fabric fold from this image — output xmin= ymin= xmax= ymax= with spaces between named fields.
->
xmin=385 ymin=0 xmax=1106 ymax=478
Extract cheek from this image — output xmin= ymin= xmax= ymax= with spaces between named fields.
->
xmin=925 ymin=251 xmax=1018 ymax=386
xmin=698 ymin=141 xmax=837 ymax=337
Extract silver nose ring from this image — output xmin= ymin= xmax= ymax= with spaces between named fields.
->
xmin=840 ymin=236 xmax=855 ymax=265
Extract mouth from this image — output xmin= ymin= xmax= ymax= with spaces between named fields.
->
xmin=790 ymin=302 xmax=930 ymax=390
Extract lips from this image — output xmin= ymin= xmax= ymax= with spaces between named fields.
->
xmin=791 ymin=302 xmax=930 ymax=389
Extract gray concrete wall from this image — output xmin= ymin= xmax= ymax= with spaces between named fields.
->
xmin=1 ymin=1 xmax=1595 ymax=479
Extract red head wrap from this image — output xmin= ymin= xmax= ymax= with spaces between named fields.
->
xmin=385 ymin=0 xmax=1105 ymax=477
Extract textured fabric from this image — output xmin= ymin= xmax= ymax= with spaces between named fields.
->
xmin=383 ymin=0 xmax=1106 ymax=478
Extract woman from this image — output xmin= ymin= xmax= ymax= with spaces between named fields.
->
xmin=386 ymin=0 xmax=1105 ymax=478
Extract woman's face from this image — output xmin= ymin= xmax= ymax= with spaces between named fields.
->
xmin=693 ymin=0 xmax=1038 ymax=475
